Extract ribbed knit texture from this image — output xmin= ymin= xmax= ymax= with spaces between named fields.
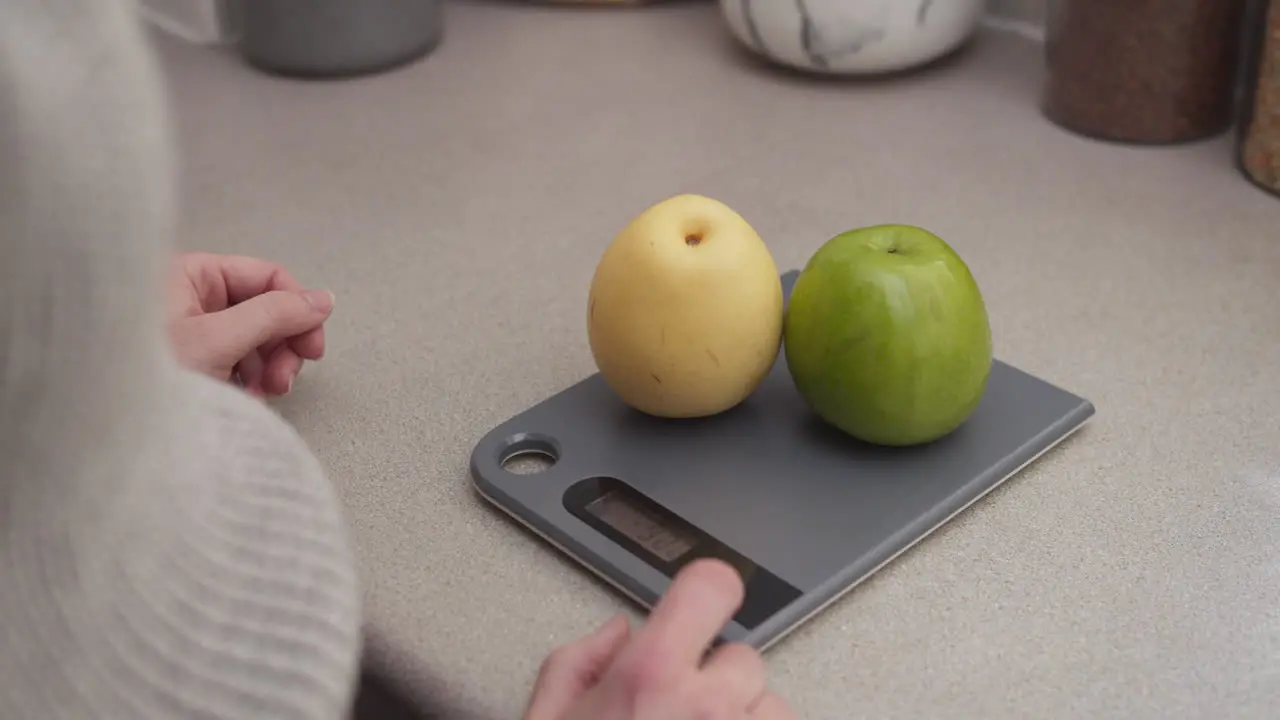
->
xmin=0 ymin=2 xmax=363 ymax=718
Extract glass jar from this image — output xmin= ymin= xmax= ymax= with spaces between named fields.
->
xmin=1042 ymin=0 xmax=1248 ymax=144
xmin=1237 ymin=0 xmax=1280 ymax=197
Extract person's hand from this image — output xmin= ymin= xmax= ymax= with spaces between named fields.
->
xmin=166 ymin=252 xmax=334 ymax=397
xmin=524 ymin=559 xmax=795 ymax=720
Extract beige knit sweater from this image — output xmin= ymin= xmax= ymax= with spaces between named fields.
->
xmin=1 ymin=1 xmax=364 ymax=717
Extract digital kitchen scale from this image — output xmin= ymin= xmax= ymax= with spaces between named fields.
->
xmin=470 ymin=270 xmax=1095 ymax=650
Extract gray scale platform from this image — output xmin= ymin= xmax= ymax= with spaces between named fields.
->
xmin=470 ymin=270 xmax=1095 ymax=649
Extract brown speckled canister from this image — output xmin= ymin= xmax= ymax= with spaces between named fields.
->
xmin=1042 ymin=0 xmax=1248 ymax=144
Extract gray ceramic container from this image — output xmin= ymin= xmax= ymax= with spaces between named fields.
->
xmin=233 ymin=0 xmax=444 ymax=78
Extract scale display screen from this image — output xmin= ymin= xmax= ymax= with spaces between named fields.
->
xmin=564 ymin=476 xmax=802 ymax=630
xmin=584 ymin=490 xmax=698 ymax=562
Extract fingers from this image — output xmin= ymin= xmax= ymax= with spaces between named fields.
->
xmin=632 ymin=559 xmax=745 ymax=668
xmin=201 ymin=289 xmax=334 ymax=364
xmin=169 ymin=253 xmax=334 ymax=396
xmin=519 ymin=565 xmax=788 ymax=720
xmin=234 ymin=350 xmax=267 ymax=397
xmin=750 ymin=691 xmax=797 ymax=719
xmin=261 ymin=342 xmax=304 ymax=396
xmin=184 ymin=252 xmax=308 ymax=305
xmin=289 ymin=325 xmax=326 ymax=361
xmin=700 ymin=642 xmax=767 ymax=712
xmin=524 ymin=615 xmax=632 ymax=720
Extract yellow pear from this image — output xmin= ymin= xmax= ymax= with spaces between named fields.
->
xmin=587 ymin=194 xmax=784 ymax=418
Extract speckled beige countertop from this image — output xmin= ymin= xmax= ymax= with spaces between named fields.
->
xmin=150 ymin=2 xmax=1279 ymax=718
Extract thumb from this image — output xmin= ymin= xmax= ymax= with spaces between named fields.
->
xmin=524 ymin=615 xmax=631 ymax=720
xmin=196 ymin=289 xmax=334 ymax=366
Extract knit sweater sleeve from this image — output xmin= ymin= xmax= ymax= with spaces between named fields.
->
xmin=0 ymin=2 xmax=363 ymax=718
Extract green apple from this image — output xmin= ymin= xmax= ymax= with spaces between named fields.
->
xmin=588 ymin=194 xmax=784 ymax=419
xmin=784 ymin=224 xmax=992 ymax=446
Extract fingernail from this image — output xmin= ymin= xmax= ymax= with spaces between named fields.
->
xmin=285 ymin=375 xmax=294 ymax=394
xmin=595 ymin=614 xmax=628 ymax=638
xmin=303 ymin=289 xmax=335 ymax=312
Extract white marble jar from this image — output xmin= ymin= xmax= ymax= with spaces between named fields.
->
xmin=720 ymin=0 xmax=988 ymax=75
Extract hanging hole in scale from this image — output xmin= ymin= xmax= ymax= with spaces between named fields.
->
xmin=499 ymin=433 xmax=560 ymax=475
